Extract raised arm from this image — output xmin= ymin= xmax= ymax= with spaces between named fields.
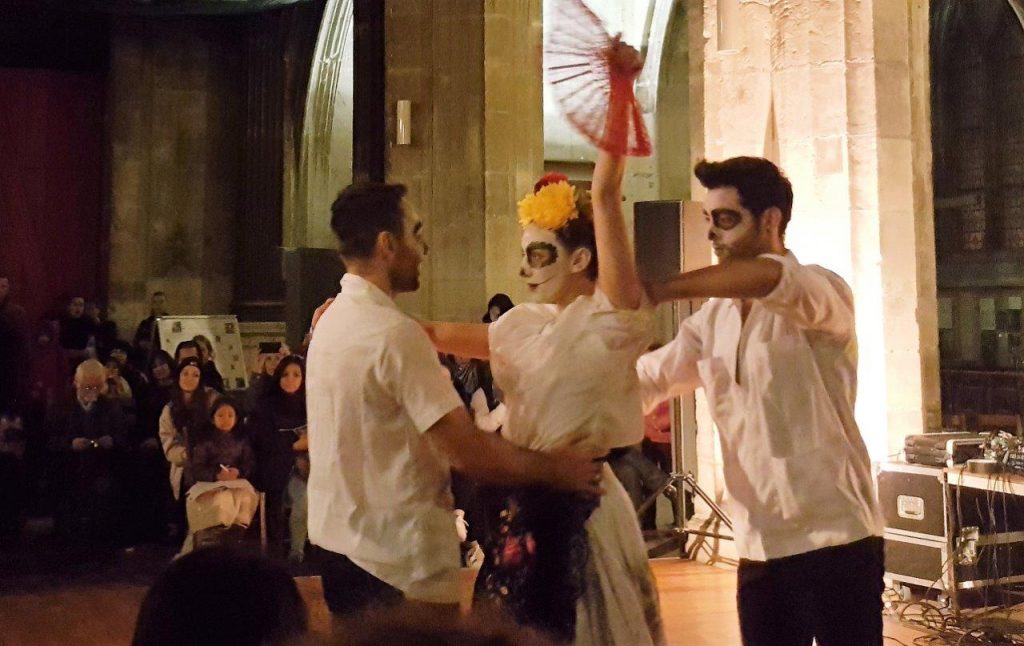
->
xmin=591 ymin=42 xmax=645 ymax=310
xmin=420 ymin=321 xmax=490 ymax=360
xmin=592 ymin=149 xmax=643 ymax=310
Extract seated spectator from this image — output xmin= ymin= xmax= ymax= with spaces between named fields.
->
xmin=105 ymin=359 xmax=134 ymax=409
xmin=133 ymin=291 xmax=167 ymax=361
xmin=131 ymin=546 xmax=308 ymax=646
xmin=58 ymin=295 xmax=96 ymax=364
xmin=85 ymin=300 xmax=119 ymax=359
xmin=108 ymin=341 xmax=146 ymax=397
xmin=249 ymin=355 xmax=308 ymax=562
xmin=482 ymin=292 xmax=514 ymax=323
xmin=45 ymin=359 xmax=129 ymax=544
xmin=173 ymin=339 xmax=201 ymax=365
xmin=246 ymin=342 xmax=287 ymax=410
xmin=180 ymin=398 xmax=258 ymax=555
xmin=129 ymin=350 xmax=177 ymax=543
xmin=192 ymin=334 xmax=225 ymax=393
xmin=159 ymin=358 xmax=212 ymax=503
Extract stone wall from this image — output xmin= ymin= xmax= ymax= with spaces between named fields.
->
xmin=106 ymin=16 xmax=245 ymax=334
xmin=384 ymin=0 xmax=543 ymax=321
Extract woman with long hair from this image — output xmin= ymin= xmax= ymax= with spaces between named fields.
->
xmin=248 ymin=355 xmax=309 ymax=562
xmin=158 ymin=357 xmax=212 ymax=503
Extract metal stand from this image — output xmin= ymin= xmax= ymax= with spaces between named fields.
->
xmin=637 ymin=470 xmax=733 ymax=558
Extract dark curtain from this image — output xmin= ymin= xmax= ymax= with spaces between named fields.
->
xmin=0 ymin=69 xmax=105 ymax=325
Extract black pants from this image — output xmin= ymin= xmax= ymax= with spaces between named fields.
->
xmin=737 ymin=536 xmax=884 ymax=646
xmin=319 ymin=548 xmax=403 ymax=616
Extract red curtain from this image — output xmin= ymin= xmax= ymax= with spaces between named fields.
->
xmin=0 ymin=68 xmax=105 ymax=327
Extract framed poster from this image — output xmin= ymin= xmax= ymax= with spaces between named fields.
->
xmin=156 ymin=315 xmax=249 ymax=391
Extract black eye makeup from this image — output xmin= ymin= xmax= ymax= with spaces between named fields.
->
xmin=525 ymin=241 xmax=559 ymax=268
xmin=709 ymin=210 xmax=743 ymax=231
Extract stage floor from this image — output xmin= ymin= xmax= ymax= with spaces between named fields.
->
xmin=0 ymin=558 xmax=931 ymax=645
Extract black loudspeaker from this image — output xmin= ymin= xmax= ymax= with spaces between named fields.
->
xmin=634 ymin=200 xmax=683 ymax=282
xmin=282 ymin=248 xmax=345 ymax=348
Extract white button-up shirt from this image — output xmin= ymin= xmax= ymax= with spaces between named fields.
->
xmin=306 ymin=273 xmax=465 ymax=602
xmin=637 ymin=252 xmax=884 ymax=561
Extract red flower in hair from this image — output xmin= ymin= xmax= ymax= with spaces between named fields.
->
xmin=533 ymin=172 xmax=570 ymax=194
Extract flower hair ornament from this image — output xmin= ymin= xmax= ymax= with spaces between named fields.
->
xmin=517 ymin=172 xmax=581 ymax=231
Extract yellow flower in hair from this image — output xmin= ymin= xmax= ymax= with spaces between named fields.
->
xmin=517 ymin=180 xmax=579 ymax=231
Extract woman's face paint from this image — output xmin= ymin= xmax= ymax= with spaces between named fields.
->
xmin=519 ymin=225 xmax=571 ymax=304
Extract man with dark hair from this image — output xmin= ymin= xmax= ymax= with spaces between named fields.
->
xmin=173 ymin=340 xmax=200 ymax=365
xmin=637 ymin=157 xmax=884 ymax=646
xmin=306 ymin=182 xmax=603 ymax=618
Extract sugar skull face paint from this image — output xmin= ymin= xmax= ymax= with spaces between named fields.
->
xmin=704 ymin=187 xmax=764 ymax=261
xmin=519 ymin=225 xmax=570 ymax=303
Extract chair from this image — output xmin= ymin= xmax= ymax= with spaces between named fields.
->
xmin=192 ymin=491 xmax=268 ymax=553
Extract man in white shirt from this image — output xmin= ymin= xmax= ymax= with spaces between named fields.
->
xmin=306 ymin=182 xmax=604 ymax=618
xmin=637 ymin=157 xmax=885 ymax=646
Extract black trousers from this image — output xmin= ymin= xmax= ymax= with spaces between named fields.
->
xmin=319 ymin=548 xmax=404 ymax=616
xmin=737 ymin=536 xmax=884 ymax=646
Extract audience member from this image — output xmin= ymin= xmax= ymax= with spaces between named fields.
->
xmin=133 ymin=291 xmax=167 ymax=360
xmin=85 ymin=300 xmax=119 ymax=359
xmin=104 ymin=359 xmax=134 ymax=408
xmin=45 ymin=359 xmax=129 ymax=544
xmin=481 ymin=293 xmax=514 ymax=323
xmin=131 ymin=546 xmax=308 ymax=646
xmin=130 ymin=350 xmax=177 ymax=543
xmin=247 ymin=341 xmax=287 ymax=409
xmin=108 ymin=340 xmax=146 ymax=397
xmin=180 ymin=398 xmax=258 ymax=554
xmin=58 ymin=295 xmax=96 ymax=362
xmin=249 ymin=355 xmax=309 ymax=562
xmin=192 ymin=334 xmax=225 ymax=393
xmin=159 ymin=358 xmax=211 ymax=504
xmin=173 ymin=339 xmax=201 ymax=365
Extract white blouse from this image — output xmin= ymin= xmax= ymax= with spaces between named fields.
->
xmin=489 ymin=290 xmax=653 ymax=453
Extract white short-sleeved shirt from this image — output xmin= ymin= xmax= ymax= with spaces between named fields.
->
xmin=306 ymin=274 xmax=465 ymax=602
xmin=637 ymin=252 xmax=884 ymax=561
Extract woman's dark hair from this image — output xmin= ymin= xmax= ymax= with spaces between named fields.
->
xmin=131 ymin=546 xmax=308 ymax=646
xmin=270 ymin=355 xmax=305 ymax=401
xmin=193 ymin=396 xmax=241 ymax=446
xmin=555 ymin=200 xmax=598 ymax=281
xmin=169 ymin=357 xmax=207 ymax=444
xmin=330 ymin=182 xmax=407 ymax=259
xmin=693 ymin=156 xmax=794 ymax=236
xmin=148 ymin=350 xmax=176 ymax=379
xmin=483 ymin=293 xmax=515 ymax=322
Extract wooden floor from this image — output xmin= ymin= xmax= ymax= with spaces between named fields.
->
xmin=0 ymin=559 xmax=931 ymax=645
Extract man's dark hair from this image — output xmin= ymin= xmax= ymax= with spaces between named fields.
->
xmin=131 ymin=546 xmax=308 ymax=646
xmin=330 ymin=182 xmax=408 ymax=259
xmin=694 ymin=157 xmax=794 ymax=235
xmin=174 ymin=340 xmax=200 ymax=363
xmin=152 ymin=291 xmax=165 ymax=298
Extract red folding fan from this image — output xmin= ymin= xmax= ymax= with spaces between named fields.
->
xmin=545 ymin=0 xmax=652 ymax=157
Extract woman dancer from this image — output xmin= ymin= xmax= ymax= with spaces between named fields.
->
xmin=422 ymin=41 xmax=663 ymax=646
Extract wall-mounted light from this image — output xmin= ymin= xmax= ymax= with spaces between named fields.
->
xmin=396 ymin=100 xmax=412 ymax=146
xmin=717 ymin=0 xmax=741 ymax=52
